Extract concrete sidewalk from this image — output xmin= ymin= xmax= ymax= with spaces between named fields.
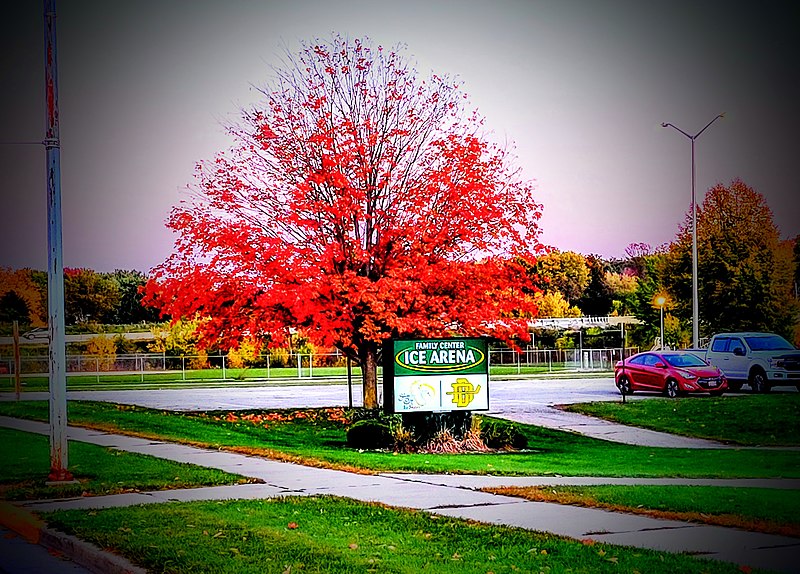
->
xmin=495 ymin=406 xmax=736 ymax=448
xmin=1 ymin=416 xmax=799 ymax=573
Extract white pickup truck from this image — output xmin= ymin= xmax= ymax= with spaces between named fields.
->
xmin=689 ymin=332 xmax=800 ymax=393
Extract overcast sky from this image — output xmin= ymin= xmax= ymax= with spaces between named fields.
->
xmin=1 ymin=0 xmax=797 ymax=272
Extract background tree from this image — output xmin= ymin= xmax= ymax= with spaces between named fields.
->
xmin=532 ymin=250 xmax=590 ymax=303
xmin=663 ymin=179 xmax=797 ymax=340
xmin=0 ymin=268 xmax=46 ymax=328
xmin=84 ymin=335 xmax=117 ymax=371
xmin=144 ymin=36 xmax=543 ymax=408
xmin=226 ymin=338 xmax=260 ymax=369
xmin=623 ymin=243 xmax=653 ymax=278
xmin=793 ymin=235 xmax=800 ymax=345
xmin=2 ymin=267 xmax=158 ymax=329
xmin=149 ymin=319 xmax=208 ymax=368
xmin=574 ymin=255 xmax=613 ymax=316
xmin=533 ymin=291 xmax=580 ymax=318
xmin=793 ymin=234 xmax=800 ymax=300
xmin=64 ymin=268 xmax=120 ymax=325
xmin=603 ymin=270 xmax=638 ymax=316
xmin=627 ymin=253 xmax=667 ymax=347
xmin=0 ymin=291 xmax=30 ymax=325
xmin=108 ymin=269 xmax=161 ymax=324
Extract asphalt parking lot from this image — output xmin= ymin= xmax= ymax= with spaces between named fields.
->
xmin=1 ymin=376 xmax=621 ymax=412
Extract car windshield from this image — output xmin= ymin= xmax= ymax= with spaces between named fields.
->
xmin=744 ymin=335 xmax=795 ymax=351
xmin=663 ymin=353 xmax=707 ymax=368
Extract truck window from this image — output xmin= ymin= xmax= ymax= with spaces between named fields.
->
xmin=744 ymin=335 xmax=795 ymax=351
xmin=710 ymin=337 xmax=730 ymax=352
xmin=730 ymin=339 xmax=745 ymax=355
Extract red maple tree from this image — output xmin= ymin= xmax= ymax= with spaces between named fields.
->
xmin=144 ymin=36 xmax=543 ymax=407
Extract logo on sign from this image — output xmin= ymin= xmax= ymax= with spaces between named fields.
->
xmin=446 ymin=378 xmax=481 ymax=408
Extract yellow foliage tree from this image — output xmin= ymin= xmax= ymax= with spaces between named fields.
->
xmin=604 ymin=271 xmax=638 ymax=316
xmin=226 ymin=338 xmax=260 ymax=369
xmin=149 ymin=318 xmax=208 ymax=368
xmin=0 ymin=268 xmax=46 ymax=326
xmin=535 ymin=251 xmax=590 ymax=302
xmin=534 ymin=291 xmax=581 ymax=318
xmin=84 ymin=335 xmax=117 ymax=371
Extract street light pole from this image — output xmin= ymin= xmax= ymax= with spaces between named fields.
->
xmin=661 ymin=114 xmax=724 ymax=349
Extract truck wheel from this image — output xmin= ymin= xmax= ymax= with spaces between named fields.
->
xmin=749 ymin=369 xmax=770 ymax=393
xmin=664 ymin=379 xmax=680 ymax=398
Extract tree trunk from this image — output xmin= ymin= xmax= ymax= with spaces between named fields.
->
xmin=361 ymin=345 xmax=379 ymax=409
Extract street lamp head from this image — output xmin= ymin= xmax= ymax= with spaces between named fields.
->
xmin=655 ymin=295 xmax=667 ymax=307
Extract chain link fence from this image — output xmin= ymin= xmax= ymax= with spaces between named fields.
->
xmin=1 ymin=346 xmax=639 ymax=384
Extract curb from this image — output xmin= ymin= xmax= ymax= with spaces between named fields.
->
xmin=0 ymin=501 xmax=146 ymax=574
xmin=40 ymin=527 xmax=147 ymax=574
xmin=0 ymin=501 xmax=44 ymax=543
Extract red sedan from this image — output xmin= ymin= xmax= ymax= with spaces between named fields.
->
xmin=614 ymin=351 xmax=727 ymax=398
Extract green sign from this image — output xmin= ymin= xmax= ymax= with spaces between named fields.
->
xmin=383 ymin=338 xmax=489 ymax=413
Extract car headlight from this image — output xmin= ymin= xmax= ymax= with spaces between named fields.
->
xmin=676 ymin=369 xmax=697 ymax=380
xmin=768 ymin=357 xmax=785 ymax=369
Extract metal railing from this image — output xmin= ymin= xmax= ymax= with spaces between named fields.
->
xmin=489 ymin=347 xmax=639 ymax=374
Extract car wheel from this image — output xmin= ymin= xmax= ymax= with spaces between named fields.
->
xmin=749 ymin=369 xmax=770 ymax=393
xmin=664 ymin=379 xmax=680 ymax=398
xmin=616 ymin=376 xmax=633 ymax=395
xmin=728 ymin=381 xmax=743 ymax=392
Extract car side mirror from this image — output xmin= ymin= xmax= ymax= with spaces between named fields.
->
xmin=733 ymin=347 xmax=745 ymax=356
xmin=654 ymin=362 xmax=667 ymax=368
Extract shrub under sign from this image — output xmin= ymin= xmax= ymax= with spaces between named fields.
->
xmin=384 ymin=338 xmax=489 ymax=413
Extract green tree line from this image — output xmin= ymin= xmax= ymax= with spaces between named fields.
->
xmin=0 ymin=268 xmax=160 ymax=332
xmin=2 ymin=182 xmax=797 ymax=351
xmin=529 ymin=180 xmax=798 ymax=348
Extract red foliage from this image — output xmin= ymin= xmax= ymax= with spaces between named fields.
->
xmin=144 ymin=36 xmax=543 ymax=404
xmin=214 ymin=408 xmax=350 ymax=428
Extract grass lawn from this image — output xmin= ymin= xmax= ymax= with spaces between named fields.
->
xmin=562 ymin=394 xmax=800 ymax=446
xmin=43 ymin=496 xmax=752 ymax=574
xmin=1 ymin=400 xmax=798 ymax=479
xmin=484 ymin=484 xmax=800 ymax=538
xmin=0 ymin=427 xmax=256 ymax=501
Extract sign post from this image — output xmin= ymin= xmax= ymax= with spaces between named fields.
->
xmin=13 ymin=321 xmax=21 ymax=400
xmin=383 ymin=337 xmax=489 ymax=414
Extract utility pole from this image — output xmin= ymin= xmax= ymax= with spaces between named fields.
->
xmin=44 ymin=0 xmax=71 ymax=482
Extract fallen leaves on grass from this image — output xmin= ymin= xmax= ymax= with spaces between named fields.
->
xmin=484 ymin=486 xmax=800 ymax=538
xmin=213 ymin=408 xmax=350 ymax=428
